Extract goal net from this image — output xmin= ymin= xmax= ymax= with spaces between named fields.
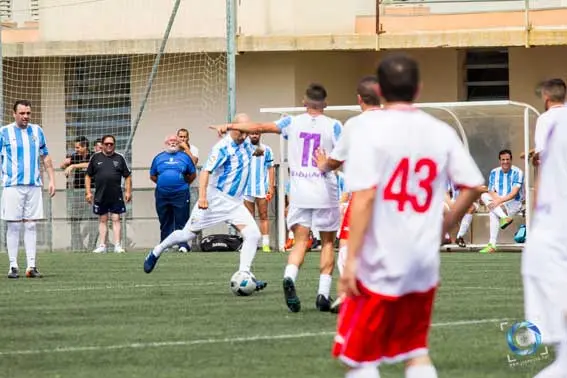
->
xmin=0 ymin=2 xmax=228 ymax=252
xmin=260 ymin=101 xmax=540 ymax=252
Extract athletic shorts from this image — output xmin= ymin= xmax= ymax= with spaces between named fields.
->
xmin=186 ymin=192 xmax=257 ymax=232
xmin=1 ymin=186 xmax=44 ymax=221
xmin=93 ymin=201 xmax=126 ymax=215
xmin=287 ymin=205 xmax=340 ymax=232
xmin=332 ymin=282 xmax=436 ymax=367
xmin=243 ymin=195 xmax=266 ymax=203
xmin=339 ymin=200 xmax=352 ymax=240
xmin=523 ymin=275 xmax=567 ymax=345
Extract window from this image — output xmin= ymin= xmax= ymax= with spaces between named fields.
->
xmin=0 ymin=0 xmax=12 ymax=20
xmin=65 ymin=56 xmax=132 ymax=163
xmin=465 ymin=49 xmax=509 ymax=101
xmin=30 ymin=0 xmax=39 ymax=20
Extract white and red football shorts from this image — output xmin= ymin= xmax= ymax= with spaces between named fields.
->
xmin=332 ymin=281 xmax=437 ymax=367
xmin=339 ymin=200 xmax=351 ymax=240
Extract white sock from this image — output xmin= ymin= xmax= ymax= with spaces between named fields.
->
xmin=284 ymin=264 xmax=299 ymax=282
xmin=239 ymin=226 xmax=260 ymax=272
xmin=154 ymin=229 xmax=196 ymax=257
xmin=489 ymin=212 xmax=500 ymax=245
xmin=346 ymin=366 xmax=380 ymax=378
xmin=23 ymin=222 xmax=37 ymax=269
xmin=312 ymin=229 xmax=320 ymax=240
xmin=318 ymin=274 xmax=332 ymax=298
xmin=481 ymin=193 xmax=507 ymax=218
xmin=262 ymin=235 xmax=269 ymax=247
xmin=457 ymin=213 xmax=473 ymax=238
xmin=405 ymin=364 xmax=438 ymax=378
xmin=6 ymin=222 xmax=21 ymax=269
xmin=288 ymin=230 xmax=294 ymax=238
xmin=337 ymin=245 xmax=347 ymax=276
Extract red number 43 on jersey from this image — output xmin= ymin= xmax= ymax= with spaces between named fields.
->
xmin=383 ymin=157 xmax=438 ymax=213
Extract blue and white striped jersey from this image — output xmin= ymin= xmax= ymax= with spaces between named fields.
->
xmin=336 ymin=171 xmax=347 ymax=200
xmin=446 ymin=180 xmax=459 ymax=200
xmin=203 ymin=134 xmax=255 ymax=199
xmin=244 ymin=143 xmax=274 ymax=197
xmin=0 ymin=123 xmax=49 ymax=187
xmin=488 ymin=165 xmax=524 ymax=201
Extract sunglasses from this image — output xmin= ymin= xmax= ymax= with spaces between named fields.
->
xmin=104 ymin=142 xmax=114 ymax=146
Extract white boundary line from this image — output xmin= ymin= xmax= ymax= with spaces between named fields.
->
xmin=0 ymin=283 xmax=521 ymax=295
xmin=0 ymin=318 xmax=508 ymax=356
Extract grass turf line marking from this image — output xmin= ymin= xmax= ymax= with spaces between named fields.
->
xmin=0 ymin=318 xmax=508 ymax=356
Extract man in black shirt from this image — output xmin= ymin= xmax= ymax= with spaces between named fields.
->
xmin=61 ymin=136 xmax=96 ymax=251
xmin=85 ymin=135 xmax=132 ymax=253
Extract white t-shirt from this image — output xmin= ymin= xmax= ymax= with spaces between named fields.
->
xmin=534 ymin=105 xmax=566 ymax=153
xmin=522 ymin=106 xmax=567 ymax=280
xmin=189 ymin=144 xmax=199 ymax=158
xmin=275 ymin=113 xmax=343 ymax=208
xmin=331 ymin=109 xmax=380 ymax=162
xmin=345 ymin=108 xmax=484 ymax=297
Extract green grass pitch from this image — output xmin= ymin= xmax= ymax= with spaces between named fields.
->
xmin=0 ymin=251 xmax=552 ymax=378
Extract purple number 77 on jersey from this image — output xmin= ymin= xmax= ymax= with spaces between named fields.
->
xmin=299 ymin=132 xmax=321 ymax=167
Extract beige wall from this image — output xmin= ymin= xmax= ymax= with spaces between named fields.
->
xmin=509 ymin=46 xmax=567 ymax=112
xmin=39 ymin=0 xmax=357 ymax=42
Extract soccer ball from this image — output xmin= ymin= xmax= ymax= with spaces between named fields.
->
xmin=230 ymin=271 xmax=257 ymax=296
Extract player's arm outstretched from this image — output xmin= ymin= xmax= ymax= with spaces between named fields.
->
xmin=209 ymin=117 xmax=288 ymax=136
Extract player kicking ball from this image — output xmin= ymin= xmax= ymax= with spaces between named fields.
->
xmin=314 ymin=75 xmax=381 ymax=312
xmin=143 ymin=113 xmax=267 ymax=292
xmin=333 ymin=54 xmax=485 ymax=378
xmin=210 ymin=84 xmax=342 ymax=313
xmin=521 ymin=79 xmax=567 ymax=378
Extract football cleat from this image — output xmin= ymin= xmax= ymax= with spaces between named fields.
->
xmin=143 ymin=250 xmax=160 ymax=273
xmin=255 ymin=279 xmax=268 ymax=291
xmin=283 ymin=277 xmax=301 ymax=313
xmin=7 ymin=267 xmax=19 ymax=279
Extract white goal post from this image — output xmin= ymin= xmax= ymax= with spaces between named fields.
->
xmin=260 ymin=100 xmax=541 ymax=251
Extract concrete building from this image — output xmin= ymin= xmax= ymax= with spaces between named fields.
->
xmin=1 ymin=0 xmax=566 ymax=250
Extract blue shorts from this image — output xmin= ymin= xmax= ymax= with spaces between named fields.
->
xmin=93 ymin=201 xmax=126 ymax=215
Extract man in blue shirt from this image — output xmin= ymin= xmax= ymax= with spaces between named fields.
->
xmin=150 ymin=135 xmax=197 ymax=253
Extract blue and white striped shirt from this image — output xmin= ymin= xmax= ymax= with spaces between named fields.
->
xmin=0 ymin=123 xmax=49 ymax=187
xmin=244 ymin=143 xmax=274 ymax=198
xmin=337 ymin=171 xmax=347 ymax=200
xmin=488 ymin=165 xmax=524 ymax=201
xmin=203 ymin=135 xmax=255 ymax=199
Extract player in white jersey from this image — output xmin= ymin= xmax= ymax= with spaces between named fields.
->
xmin=333 ymin=55 xmax=485 ymax=378
xmin=522 ymin=104 xmax=567 ymax=378
xmin=144 ymin=114 xmax=267 ymax=291
xmin=1 ymin=100 xmax=56 ymax=279
xmin=243 ymin=132 xmax=275 ymax=253
xmin=314 ymin=75 xmax=381 ymax=310
xmin=478 ymin=149 xmax=524 ymax=253
xmin=533 ymin=78 xmax=567 ymax=165
xmin=211 ymin=84 xmax=343 ymax=313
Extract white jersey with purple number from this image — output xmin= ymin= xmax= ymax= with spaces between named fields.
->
xmin=275 ymin=113 xmax=342 ymax=208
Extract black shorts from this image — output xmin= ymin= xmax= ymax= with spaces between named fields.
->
xmin=93 ymin=201 xmax=126 ymax=215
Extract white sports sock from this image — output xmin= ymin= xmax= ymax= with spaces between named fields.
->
xmin=262 ymin=235 xmax=269 ymax=247
xmin=6 ymin=222 xmax=21 ymax=269
xmin=239 ymin=226 xmax=260 ymax=272
xmin=23 ymin=222 xmax=37 ymax=269
xmin=481 ymin=193 xmax=507 ymax=218
xmin=337 ymin=245 xmax=347 ymax=276
xmin=456 ymin=213 xmax=473 ymax=238
xmin=287 ymin=230 xmax=294 ymax=239
xmin=284 ymin=264 xmax=299 ymax=282
xmin=153 ymin=229 xmax=196 ymax=257
xmin=405 ymin=364 xmax=438 ymax=378
xmin=346 ymin=366 xmax=380 ymax=378
xmin=488 ymin=212 xmax=500 ymax=245
xmin=318 ymin=274 xmax=332 ymax=298
xmin=312 ymin=229 xmax=320 ymax=240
